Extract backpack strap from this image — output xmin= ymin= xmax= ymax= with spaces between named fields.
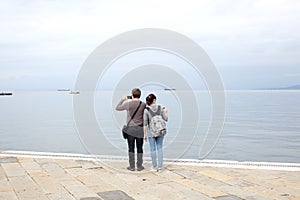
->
xmin=147 ymin=105 xmax=161 ymax=116
xmin=146 ymin=105 xmax=161 ymax=126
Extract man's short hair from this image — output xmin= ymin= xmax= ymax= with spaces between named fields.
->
xmin=132 ymin=88 xmax=141 ymax=98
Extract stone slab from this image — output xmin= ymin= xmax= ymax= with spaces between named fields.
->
xmin=8 ymin=175 xmax=49 ymax=200
xmin=80 ymin=197 xmax=102 ymax=200
xmin=47 ymin=193 xmax=77 ymax=200
xmin=198 ymin=169 xmax=235 ymax=181
xmin=0 ymin=153 xmax=299 ymax=200
xmin=0 ymin=179 xmax=14 ymax=192
xmin=20 ymin=160 xmax=44 ymax=174
xmin=55 ymin=159 xmax=83 ymax=169
xmin=216 ymin=195 xmax=243 ymax=200
xmin=31 ymin=173 xmax=68 ymax=195
xmin=1 ymin=162 xmax=26 ymax=177
xmin=98 ymin=190 xmax=134 ymax=200
xmin=61 ymin=180 xmax=100 ymax=199
xmin=0 ymin=157 xmax=17 ymax=163
xmin=0 ymin=190 xmax=18 ymax=200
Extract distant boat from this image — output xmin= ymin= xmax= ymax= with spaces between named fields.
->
xmin=164 ymin=88 xmax=176 ymax=91
xmin=70 ymin=91 xmax=80 ymax=94
xmin=57 ymin=88 xmax=70 ymax=91
xmin=0 ymin=92 xmax=13 ymax=96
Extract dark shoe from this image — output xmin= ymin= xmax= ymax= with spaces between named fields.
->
xmin=137 ymin=166 xmax=144 ymax=171
xmin=127 ymin=166 xmax=135 ymax=171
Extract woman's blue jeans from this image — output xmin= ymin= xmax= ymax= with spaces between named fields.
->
xmin=148 ymin=136 xmax=164 ymax=169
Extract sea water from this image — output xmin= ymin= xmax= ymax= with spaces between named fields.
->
xmin=0 ymin=90 xmax=299 ymax=163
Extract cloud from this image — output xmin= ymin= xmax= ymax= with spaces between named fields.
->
xmin=0 ymin=0 xmax=299 ymax=90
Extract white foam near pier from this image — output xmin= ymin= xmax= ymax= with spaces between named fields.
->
xmin=1 ymin=150 xmax=300 ymax=171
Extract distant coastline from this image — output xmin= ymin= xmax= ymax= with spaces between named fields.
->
xmin=260 ymin=84 xmax=300 ymax=90
xmin=57 ymin=89 xmax=70 ymax=91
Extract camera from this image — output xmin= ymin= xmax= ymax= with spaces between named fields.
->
xmin=127 ymin=95 xmax=132 ymax=99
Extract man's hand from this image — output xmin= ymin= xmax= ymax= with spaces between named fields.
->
xmin=122 ymin=95 xmax=127 ymax=100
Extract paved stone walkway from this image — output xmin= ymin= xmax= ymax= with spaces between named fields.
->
xmin=0 ymin=154 xmax=299 ymax=200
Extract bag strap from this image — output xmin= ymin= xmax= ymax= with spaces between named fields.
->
xmin=127 ymin=101 xmax=142 ymax=126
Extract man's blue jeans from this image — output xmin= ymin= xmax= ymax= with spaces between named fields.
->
xmin=148 ymin=135 xmax=164 ymax=169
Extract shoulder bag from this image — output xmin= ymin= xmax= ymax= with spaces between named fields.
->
xmin=122 ymin=101 xmax=142 ymax=139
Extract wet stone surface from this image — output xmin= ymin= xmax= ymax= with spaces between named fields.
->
xmin=0 ymin=157 xmax=17 ymax=163
xmin=98 ymin=190 xmax=135 ymax=200
xmin=80 ymin=198 xmax=102 ymax=200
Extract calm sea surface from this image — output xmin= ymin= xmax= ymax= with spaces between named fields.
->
xmin=0 ymin=90 xmax=299 ymax=163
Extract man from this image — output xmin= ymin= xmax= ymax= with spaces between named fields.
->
xmin=116 ymin=88 xmax=146 ymax=171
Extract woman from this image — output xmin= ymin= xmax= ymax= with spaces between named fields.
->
xmin=116 ymin=88 xmax=146 ymax=171
xmin=143 ymin=93 xmax=168 ymax=172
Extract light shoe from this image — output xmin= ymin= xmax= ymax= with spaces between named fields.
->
xmin=150 ymin=167 xmax=157 ymax=172
xmin=157 ymin=168 xmax=162 ymax=173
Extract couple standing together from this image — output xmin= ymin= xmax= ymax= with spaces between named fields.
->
xmin=116 ymin=88 xmax=168 ymax=172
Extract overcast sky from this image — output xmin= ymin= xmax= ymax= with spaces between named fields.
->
xmin=0 ymin=0 xmax=299 ymax=90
